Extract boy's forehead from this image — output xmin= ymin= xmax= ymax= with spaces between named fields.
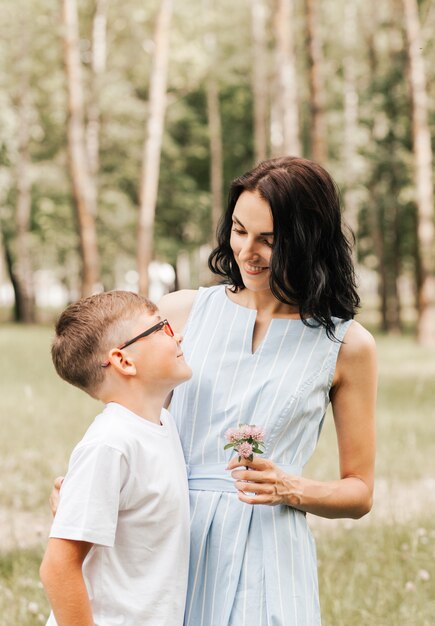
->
xmin=130 ymin=309 xmax=161 ymax=329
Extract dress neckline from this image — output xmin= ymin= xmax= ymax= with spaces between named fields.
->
xmin=223 ymin=285 xmax=311 ymax=322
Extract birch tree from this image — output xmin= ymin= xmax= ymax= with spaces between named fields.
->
xmin=342 ymin=1 xmax=359 ymax=237
xmin=305 ymin=0 xmax=326 ymax=163
xmin=272 ymin=0 xmax=301 ymax=156
xmin=137 ymin=0 xmax=173 ymax=296
xmin=62 ymin=0 xmax=100 ymax=297
xmin=86 ymin=0 xmax=108 ymax=180
xmin=13 ymin=85 xmax=36 ymax=322
xmin=203 ymin=0 xmax=223 ymax=246
xmin=363 ymin=1 xmax=404 ymax=332
xmin=403 ymin=0 xmax=435 ymax=345
xmin=0 ymin=16 xmax=36 ymax=322
xmin=251 ymin=0 xmax=268 ymax=163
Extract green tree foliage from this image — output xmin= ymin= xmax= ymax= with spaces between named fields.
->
xmin=0 ymin=0 xmax=433 ymax=335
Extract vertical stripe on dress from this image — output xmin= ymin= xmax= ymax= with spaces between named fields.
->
xmin=187 ymin=301 xmax=229 ymax=461
xmin=262 ymin=324 xmax=307 ymax=433
xmin=201 ymin=305 xmax=240 ymax=463
xmin=186 ymin=492 xmax=220 ymax=624
xmin=236 ymin=322 xmax=270 ymax=424
xmin=272 ymin=506 xmax=286 ymax=623
xmin=222 ymin=503 xmax=251 ymax=613
xmin=250 ymin=319 xmax=292 ymax=418
xmin=209 ymin=494 xmax=232 ymax=624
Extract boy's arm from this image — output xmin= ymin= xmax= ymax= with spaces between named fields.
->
xmin=40 ymin=538 xmax=94 ymax=626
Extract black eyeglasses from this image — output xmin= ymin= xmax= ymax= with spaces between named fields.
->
xmin=101 ymin=319 xmax=174 ymax=367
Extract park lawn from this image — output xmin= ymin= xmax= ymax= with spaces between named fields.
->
xmin=0 ymin=324 xmax=434 ymax=625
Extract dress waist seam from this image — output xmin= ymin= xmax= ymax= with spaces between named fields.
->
xmin=187 ymin=461 xmax=302 ymax=493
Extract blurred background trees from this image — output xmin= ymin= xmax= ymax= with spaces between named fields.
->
xmin=0 ymin=0 xmax=434 ymax=343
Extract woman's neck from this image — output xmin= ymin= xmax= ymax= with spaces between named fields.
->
xmin=228 ymin=286 xmax=300 ymax=317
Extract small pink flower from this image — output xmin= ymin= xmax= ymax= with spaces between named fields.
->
xmin=239 ymin=425 xmax=252 ymax=439
xmin=224 ymin=423 xmax=266 ymax=462
xmin=236 ymin=441 xmax=254 ymax=459
xmin=250 ymin=426 xmax=265 ymax=442
xmin=224 ymin=428 xmax=239 ymax=443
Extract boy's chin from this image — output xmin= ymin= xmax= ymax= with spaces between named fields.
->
xmin=175 ymin=365 xmax=192 ymax=386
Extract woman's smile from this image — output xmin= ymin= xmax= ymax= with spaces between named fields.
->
xmin=243 ymin=262 xmax=269 ymax=275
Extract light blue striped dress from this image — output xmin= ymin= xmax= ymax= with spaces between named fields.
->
xmin=170 ymin=285 xmax=352 ymax=626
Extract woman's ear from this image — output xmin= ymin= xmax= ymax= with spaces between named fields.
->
xmin=107 ymin=348 xmax=137 ymax=376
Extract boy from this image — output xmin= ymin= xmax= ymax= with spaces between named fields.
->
xmin=40 ymin=290 xmax=192 ymax=626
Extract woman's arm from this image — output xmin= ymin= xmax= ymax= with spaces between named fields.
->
xmin=159 ymin=289 xmax=198 ymax=408
xmin=40 ymin=538 xmax=94 ymax=625
xmin=227 ymin=321 xmax=377 ymax=519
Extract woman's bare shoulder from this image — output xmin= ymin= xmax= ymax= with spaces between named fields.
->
xmin=341 ymin=320 xmax=376 ymax=357
xmin=337 ymin=320 xmax=376 ymax=375
xmin=157 ymin=289 xmax=199 ymax=333
xmin=334 ymin=320 xmax=377 ymax=386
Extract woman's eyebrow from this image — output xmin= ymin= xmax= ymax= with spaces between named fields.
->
xmin=232 ymin=215 xmax=274 ymax=236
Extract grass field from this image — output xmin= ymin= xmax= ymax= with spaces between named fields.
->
xmin=1 ymin=324 xmax=434 ymax=625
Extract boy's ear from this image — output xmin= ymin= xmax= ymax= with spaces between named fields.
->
xmin=107 ymin=348 xmax=137 ymax=376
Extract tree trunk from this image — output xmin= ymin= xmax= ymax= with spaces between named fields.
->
xmin=13 ymin=86 xmax=36 ymax=323
xmin=402 ymin=0 xmax=435 ymax=345
xmin=251 ymin=0 xmax=268 ymax=163
xmin=305 ymin=0 xmax=327 ymax=163
xmin=272 ymin=0 xmax=300 ymax=156
xmin=86 ymin=0 xmax=107 ymax=179
xmin=3 ymin=236 xmax=21 ymax=322
xmin=62 ymin=0 xmax=100 ymax=297
xmin=137 ymin=0 xmax=173 ymax=296
xmin=364 ymin=7 xmax=383 ymax=330
xmin=204 ymin=0 xmax=223 ymax=247
xmin=342 ymin=0 xmax=359 ymax=238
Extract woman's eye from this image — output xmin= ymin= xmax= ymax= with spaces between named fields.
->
xmin=232 ymin=227 xmax=246 ymax=235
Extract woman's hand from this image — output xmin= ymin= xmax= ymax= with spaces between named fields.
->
xmin=49 ymin=476 xmax=64 ymax=517
xmin=226 ymin=456 xmax=303 ymax=507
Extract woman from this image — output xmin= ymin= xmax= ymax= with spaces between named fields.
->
xmin=158 ymin=156 xmax=376 ymax=625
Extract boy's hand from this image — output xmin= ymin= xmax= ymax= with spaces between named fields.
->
xmin=49 ymin=477 xmax=64 ymax=517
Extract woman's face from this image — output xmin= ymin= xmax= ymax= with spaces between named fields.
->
xmin=230 ymin=190 xmax=274 ymax=293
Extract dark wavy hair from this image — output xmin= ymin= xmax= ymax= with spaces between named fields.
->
xmin=208 ymin=156 xmax=360 ymax=339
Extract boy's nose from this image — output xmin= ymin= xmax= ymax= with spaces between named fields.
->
xmin=174 ymin=332 xmax=183 ymax=343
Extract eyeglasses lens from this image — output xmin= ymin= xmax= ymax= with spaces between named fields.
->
xmin=163 ymin=321 xmax=174 ymax=337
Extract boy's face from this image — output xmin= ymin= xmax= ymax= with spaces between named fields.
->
xmin=122 ymin=310 xmax=192 ymax=389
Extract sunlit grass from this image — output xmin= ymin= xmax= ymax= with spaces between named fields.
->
xmin=0 ymin=325 xmax=99 ymax=511
xmin=317 ymin=516 xmax=435 ymax=626
xmin=0 ymin=547 xmax=48 ymax=626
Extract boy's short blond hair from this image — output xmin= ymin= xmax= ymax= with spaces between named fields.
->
xmin=52 ymin=291 xmax=157 ymax=395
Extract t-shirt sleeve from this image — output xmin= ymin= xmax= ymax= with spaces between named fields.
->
xmin=50 ymin=443 xmax=128 ymax=547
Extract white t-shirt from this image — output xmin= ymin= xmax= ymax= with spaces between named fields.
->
xmin=46 ymin=403 xmax=190 ymax=626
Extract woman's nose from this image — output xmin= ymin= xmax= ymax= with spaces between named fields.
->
xmin=174 ymin=332 xmax=183 ymax=344
xmin=239 ymin=237 xmax=258 ymax=259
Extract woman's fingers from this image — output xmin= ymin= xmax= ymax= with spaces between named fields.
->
xmin=226 ymin=455 xmax=274 ymax=471
xmin=234 ymin=479 xmax=274 ymax=494
xmin=236 ymin=486 xmax=277 ymax=505
xmin=231 ymin=464 xmax=294 ymax=506
xmin=230 ymin=467 xmax=277 ymax=483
